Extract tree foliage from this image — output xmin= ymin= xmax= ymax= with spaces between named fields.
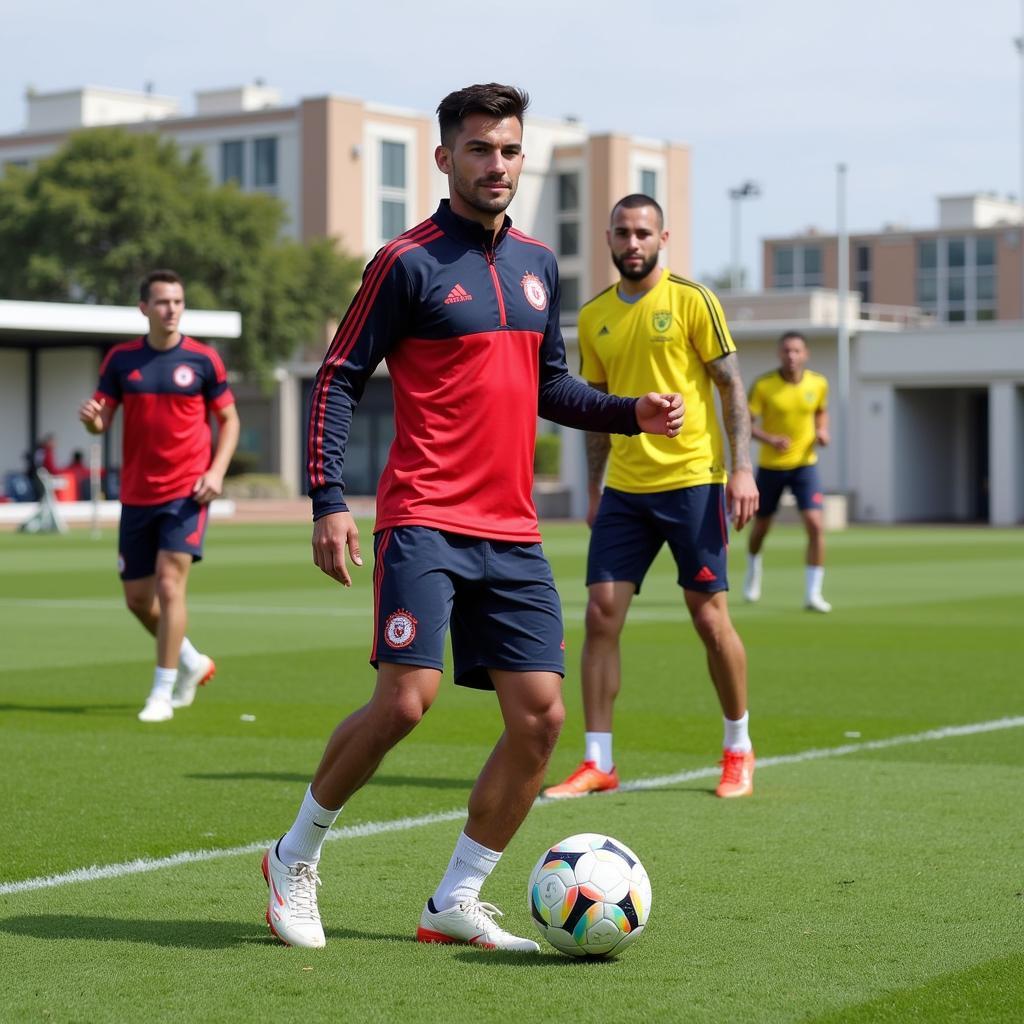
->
xmin=0 ymin=128 xmax=363 ymax=376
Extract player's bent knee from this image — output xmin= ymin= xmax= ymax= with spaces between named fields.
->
xmin=585 ymin=599 xmax=624 ymax=639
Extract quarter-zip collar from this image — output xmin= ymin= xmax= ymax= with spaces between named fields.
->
xmin=433 ymin=199 xmax=513 ymax=252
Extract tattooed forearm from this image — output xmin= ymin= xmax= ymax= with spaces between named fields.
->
xmin=585 ymin=382 xmax=611 ymax=487
xmin=706 ymin=353 xmax=754 ymax=473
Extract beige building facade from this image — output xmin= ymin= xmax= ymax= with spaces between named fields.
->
xmin=762 ymin=194 xmax=1023 ymax=323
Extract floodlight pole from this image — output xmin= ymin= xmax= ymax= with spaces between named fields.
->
xmin=728 ymin=181 xmax=761 ymax=292
xmin=1017 ymin=7 xmax=1024 ymax=317
xmin=836 ymin=163 xmax=850 ymax=498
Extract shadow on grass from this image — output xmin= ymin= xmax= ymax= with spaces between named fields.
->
xmin=0 ymin=703 xmax=134 ymax=716
xmin=184 ymin=771 xmax=475 ymax=790
xmin=0 ymin=915 xmax=417 ymax=949
xmin=451 ymin=949 xmax=620 ymax=968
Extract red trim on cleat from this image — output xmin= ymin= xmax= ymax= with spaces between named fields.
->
xmin=416 ymin=927 xmax=494 ymax=948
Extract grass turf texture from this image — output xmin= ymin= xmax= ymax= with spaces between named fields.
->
xmin=1 ymin=522 xmax=1022 ymax=1023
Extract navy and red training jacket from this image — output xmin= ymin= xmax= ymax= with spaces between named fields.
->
xmin=95 ymin=335 xmax=234 ymax=506
xmin=307 ymin=200 xmax=640 ymax=543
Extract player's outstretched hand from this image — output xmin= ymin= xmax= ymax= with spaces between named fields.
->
xmin=727 ymin=467 xmax=759 ymax=531
xmin=635 ymin=392 xmax=684 ymax=437
xmin=78 ymin=398 xmax=106 ymax=434
xmin=313 ymin=510 xmax=363 ymax=587
xmin=192 ymin=469 xmax=225 ymax=505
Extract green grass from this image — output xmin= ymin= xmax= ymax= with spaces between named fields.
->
xmin=1 ymin=522 xmax=1022 ymax=1023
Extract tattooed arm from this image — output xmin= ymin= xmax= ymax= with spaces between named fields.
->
xmin=706 ymin=353 xmax=759 ymax=530
xmin=584 ymin=383 xmax=612 ymax=527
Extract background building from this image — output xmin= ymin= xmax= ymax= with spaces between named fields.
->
xmin=762 ymin=193 xmax=1023 ymax=323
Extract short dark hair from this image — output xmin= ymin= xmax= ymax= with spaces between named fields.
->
xmin=436 ymin=83 xmax=530 ymax=148
xmin=140 ymin=269 xmax=184 ymax=302
xmin=611 ymin=193 xmax=664 ymax=229
xmin=778 ymin=330 xmax=808 ymax=346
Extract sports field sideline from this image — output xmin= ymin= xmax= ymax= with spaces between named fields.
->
xmin=1 ymin=521 xmax=1021 ymax=1023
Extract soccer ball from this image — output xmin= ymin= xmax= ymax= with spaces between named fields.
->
xmin=528 ymin=833 xmax=652 ymax=957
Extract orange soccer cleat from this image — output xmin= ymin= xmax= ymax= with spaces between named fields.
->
xmin=715 ymin=749 xmax=755 ymax=798
xmin=543 ymin=760 xmax=620 ymax=799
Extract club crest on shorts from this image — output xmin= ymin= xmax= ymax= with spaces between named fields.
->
xmin=383 ymin=608 xmax=418 ymax=649
xmin=521 ymin=272 xmax=548 ymax=311
xmin=652 ymin=309 xmax=672 ymax=333
xmin=173 ymin=364 xmax=196 ymax=388
xmin=117 ymin=553 xmax=126 ymax=574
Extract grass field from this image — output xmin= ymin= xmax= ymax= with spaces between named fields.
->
xmin=1 ymin=520 xmax=1022 ymax=1023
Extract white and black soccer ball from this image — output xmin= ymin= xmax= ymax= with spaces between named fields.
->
xmin=528 ymin=833 xmax=652 ymax=957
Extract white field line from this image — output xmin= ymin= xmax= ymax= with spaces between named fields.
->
xmin=2 ymin=715 xmax=1022 ymax=897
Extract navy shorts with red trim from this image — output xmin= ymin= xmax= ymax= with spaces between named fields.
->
xmin=586 ymin=484 xmax=729 ymax=594
xmin=755 ymin=464 xmax=823 ymax=518
xmin=371 ymin=527 xmax=565 ymax=690
xmin=118 ymin=497 xmax=209 ymax=580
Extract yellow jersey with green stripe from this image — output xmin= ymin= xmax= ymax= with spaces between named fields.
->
xmin=748 ymin=369 xmax=828 ymax=469
xmin=578 ymin=269 xmax=734 ymax=493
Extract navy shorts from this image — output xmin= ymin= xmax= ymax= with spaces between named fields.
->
xmin=756 ymin=464 xmax=823 ymax=518
xmin=371 ymin=527 xmax=565 ymax=690
xmin=118 ymin=498 xmax=209 ymax=580
xmin=586 ymin=485 xmax=729 ymax=594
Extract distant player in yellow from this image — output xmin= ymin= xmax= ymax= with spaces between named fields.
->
xmin=544 ymin=194 xmax=760 ymax=801
xmin=744 ymin=331 xmax=831 ymax=612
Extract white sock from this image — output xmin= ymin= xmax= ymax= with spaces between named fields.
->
xmin=585 ymin=731 xmax=614 ymax=773
xmin=151 ymin=666 xmax=177 ymax=702
xmin=179 ymin=637 xmax=202 ymax=673
xmin=723 ymin=711 xmax=752 ymax=753
xmin=806 ymin=565 xmax=825 ymax=600
xmin=278 ymin=785 xmax=343 ymax=866
xmin=748 ymin=553 xmax=763 ymax=575
xmin=431 ymin=831 xmax=501 ymax=912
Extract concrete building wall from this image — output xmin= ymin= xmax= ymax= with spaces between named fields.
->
xmin=37 ymin=348 xmax=102 ymax=466
xmin=0 ymin=349 xmax=29 ymax=476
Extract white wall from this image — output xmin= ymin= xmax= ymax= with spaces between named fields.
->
xmin=0 ymin=350 xmax=29 ymax=477
xmin=38 ymin=349 xmax=102 ymax=466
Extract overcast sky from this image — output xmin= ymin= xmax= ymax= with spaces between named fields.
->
xmin=2 ymin=0 xmax=1021 ymax=287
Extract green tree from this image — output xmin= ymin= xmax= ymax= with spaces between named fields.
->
xmin=0 ymin=128 xmax=363 ymax=376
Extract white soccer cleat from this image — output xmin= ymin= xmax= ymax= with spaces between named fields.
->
xmin=743 ymin=561 xmax=762 ymax=603
xmin=805 ymin=594 xmax=832 ymax=613
xmin=262 ymin=843 xmax=326 ymax=949
xmin=137 ymin=695 xmax=174 ymax=723
xmin=416 ymin=898 xmax=539 ymax=952
xmin=172 ymin=655 xmax=215 ymax=708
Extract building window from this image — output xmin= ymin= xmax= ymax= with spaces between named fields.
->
xmin=916 ymin=236 xmax=997 ymax=322
xmin=855 ymin=244 xmax=871 ymax=304
xmin=639 ymin=168 xmax=658 ymax=198
xmin=378 ymin=139 xmax=409 ymax=242
xmin=221 ymin=140 xmax=244 ymax=185
xmin=253 ymin=137 xmax=278 ymax=187
xmin=558 ymin=221 xmax=579 ymax=257
xmin=560 ymin=276 xmax=579 ymax=315
xmin=557 ymin=172 xmax=579 ymax=212
xmin=381 ymin=141 xmax=406 ymax=189
xmin=381 ymin=200 xmax=406 ymax=240
xmin=802 ymin=246 xmax=823 ymax=286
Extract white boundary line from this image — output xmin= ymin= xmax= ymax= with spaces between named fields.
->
xmin=2 ymin=716 xmax=1022 ymax=897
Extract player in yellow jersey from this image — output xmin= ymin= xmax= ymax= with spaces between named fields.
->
xmin=544 ymin=194 xmax=760 ymax=801
xmin=744 ymin=331 xmax=832 ymax=612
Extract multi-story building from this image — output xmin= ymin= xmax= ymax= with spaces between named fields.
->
xmin=762 ymin=193 xmax=1023 ymax=322
xmin=0 ymin=84 xmax=691 ymax=494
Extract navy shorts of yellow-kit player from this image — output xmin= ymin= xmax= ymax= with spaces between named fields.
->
xmin=587 ymin=484 xmax=730 ymax=595
xmin=118 ymin=497 xmax=210 ymax=580
xmin=755 ymin=464 xmax=823 ymax=518
xmin=370 ymin=527 xmax=565 ymax=690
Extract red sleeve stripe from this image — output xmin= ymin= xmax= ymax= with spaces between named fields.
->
xmin=307 ymin=222 xmax=443 ymax=488
xmin=98 ymin=338 xmax=143 ymax=375
xmin=508 ymin=228 xmax=554 ymax=253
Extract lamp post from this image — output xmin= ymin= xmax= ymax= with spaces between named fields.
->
xmin=1016 ymin=7 xmax=1024 ymax=317
xmin=836 ymin=163 xmax=850 ymax=497
xmin=728 ymin=180 xmax=761 ymax=292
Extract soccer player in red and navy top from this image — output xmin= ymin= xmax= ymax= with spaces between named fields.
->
xmin=78 ymin=270 xmax=239 ymax=723
xmin=262 ymin=84 xmax=683 ymax=953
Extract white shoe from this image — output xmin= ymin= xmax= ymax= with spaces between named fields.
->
xmin=137 ymin=695 xmax=174 ymax=723
xmin=172 ymin=655 xmax=215 ymax=708
xmin=743 ymin=562 xmax=762 ymax=602
xmin=805 ymin=594 xmax=832 ymax=613
xmin=416 ymin=898 xmax=539 ymax=952
xmin=262 ymin=843 xmax=325 ymax=949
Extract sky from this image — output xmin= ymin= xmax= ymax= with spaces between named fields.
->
xmin=2 ymin=0 xmax=1021 ymax=287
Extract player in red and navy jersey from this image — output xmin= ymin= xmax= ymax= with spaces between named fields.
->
xmin=78 ymin=270 xmax=239 ymax=723
xmin=262 ymin=84 xmax=683 ymax=953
